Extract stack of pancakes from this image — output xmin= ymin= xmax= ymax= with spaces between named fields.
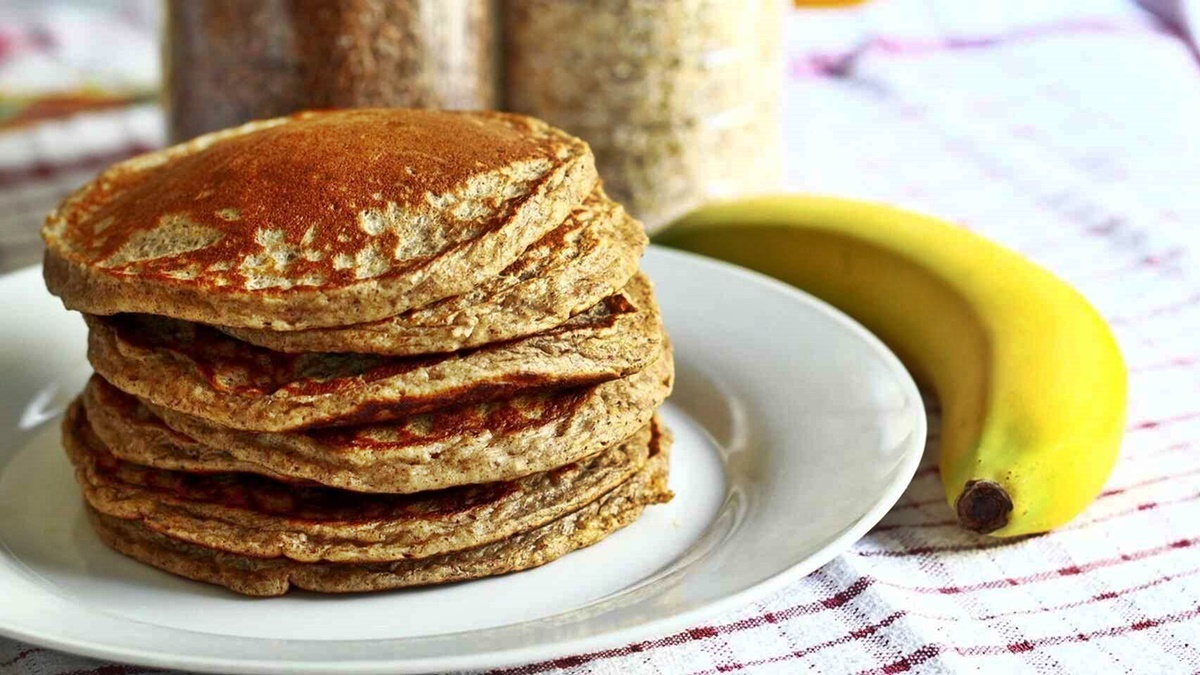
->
xmin=41 ymin=109 xmax=674 ymax=596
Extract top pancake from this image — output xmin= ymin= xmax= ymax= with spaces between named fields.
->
xmin=42 ymin=109 xmax=597 ymax=330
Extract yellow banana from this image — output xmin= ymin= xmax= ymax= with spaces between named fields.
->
xmin=655 ymin=196 xmax=1127 ymax=537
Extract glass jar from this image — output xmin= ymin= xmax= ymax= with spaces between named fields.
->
xmin=504 ymin=0 xmax=783 ymax=232
xmin=165 ymin=0 xmax=497 ymax=142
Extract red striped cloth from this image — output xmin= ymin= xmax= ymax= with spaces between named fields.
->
xmin=3 ymin=1 xmax=1200 ymax=672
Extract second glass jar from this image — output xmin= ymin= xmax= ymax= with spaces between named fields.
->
xmin=165 ymin=0 xmax=497 ymax=142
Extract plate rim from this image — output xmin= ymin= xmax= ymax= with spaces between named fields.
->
xmin=0 ymin=247 xmax=925 ymax=674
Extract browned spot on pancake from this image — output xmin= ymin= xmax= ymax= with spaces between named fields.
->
xmin=600 ymin=291 xmax=636 ymax=317
xmin=284 ymin=353 xmax=452 ymax=397
xmin=314 ymin=387 xmax=590 ymax=450
xmin=314 ymin=374 xmax=605 ymax=429
xmin=512 ymin=215 xmax=576 ymax=266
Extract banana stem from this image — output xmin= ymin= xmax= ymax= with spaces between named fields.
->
xmin=955 ymin=480 xmax=1013 ymax=534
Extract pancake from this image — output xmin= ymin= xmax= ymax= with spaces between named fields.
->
xmin=83 ymin=344 xmax=674 ymax=493
xmin=85 ymin=274 xmax=662 ymax=432
xmin=86 ymin=431 xmax=670 ymax=596
xmin=43 ymin=109 xmax=597 ymax=330
xmin=66 ymin=398 xmax=662 ymax=563
xmin=221 ymin=185 xmax=646 ymax=355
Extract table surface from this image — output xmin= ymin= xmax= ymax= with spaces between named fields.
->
xmin=3 ymin=1 xmax=1200 ymax=673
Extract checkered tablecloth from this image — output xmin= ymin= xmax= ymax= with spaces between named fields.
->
xmin=4 ymin=1 xmax=1200 ymax=673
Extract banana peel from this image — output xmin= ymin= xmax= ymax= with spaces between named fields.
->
xmin=655 ymin=196 xmax=1127 ymax=537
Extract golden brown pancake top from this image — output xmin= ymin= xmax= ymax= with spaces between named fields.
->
xmin=43 ymin=109 xmax=597 ymax=329
xmin=50 ymin=110 xmax=575 ymax=293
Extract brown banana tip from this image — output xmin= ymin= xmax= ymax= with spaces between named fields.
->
xmin=956 ymin=479 xmax=1013 ymax=535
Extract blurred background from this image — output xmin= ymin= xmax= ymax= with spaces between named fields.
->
xmin=1 ymin=0 xmax=1197 ymax=277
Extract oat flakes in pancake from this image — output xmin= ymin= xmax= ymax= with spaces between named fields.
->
xmin=66 ymin=399 xmax=660 ymax=563
xmin=222 ymin=186 xmax=646 ymax=355
xmin=84 ymin=343 xmax=673 ymax=493
xmin=42 ymin=109 xmax=597 ymax=330
xmin=85 ymin=273 xmax=662 ymax=432
xmin=86 ymin=433 xmax=670 ymax=596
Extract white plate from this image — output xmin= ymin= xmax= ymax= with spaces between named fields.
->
xmin=0 ymin=247 xmax=924 ymax=674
